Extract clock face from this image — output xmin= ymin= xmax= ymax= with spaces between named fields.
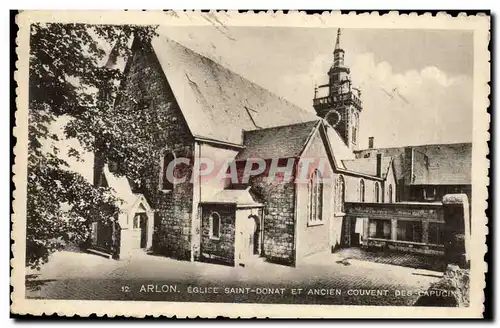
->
xmin=325 ymin=110 xmax=341 ymax=127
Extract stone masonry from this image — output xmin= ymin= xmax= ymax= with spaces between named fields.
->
xmin=114 ymin=40 xmax=194 ymax=261
xmin=245 ymin=160 xmax=296 ymax=265
xmin=200 ymin=204 xmax=236 ymax=265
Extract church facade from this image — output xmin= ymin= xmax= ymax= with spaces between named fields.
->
xmin=88 ymin=29 xmax=467 ymax=267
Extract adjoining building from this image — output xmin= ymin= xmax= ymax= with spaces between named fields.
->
xmin=346 ymin=142 xmax=472 ymax=256
xmin=355 ymin=142 xmax=472 ymax=204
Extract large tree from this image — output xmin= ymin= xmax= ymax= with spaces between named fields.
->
xmin=27 ymin=23 xmax=157 ymax=269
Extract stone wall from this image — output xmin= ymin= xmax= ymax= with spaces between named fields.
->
xmin=200 ymin=204 xmax=236 ymax=265
xmin=345 ymin=202 xmax=444 ymax=221
xmin=246 ymin=159 xmax=296 ymax=265
xmin=114 ymin=40 xmax=194 ymax=261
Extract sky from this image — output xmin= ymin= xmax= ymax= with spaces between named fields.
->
xmin=160 ymin=26 xmax=474 ymax=149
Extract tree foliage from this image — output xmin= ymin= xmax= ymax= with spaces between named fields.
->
xmin=27 ymin=23 xmax=157 ymax=269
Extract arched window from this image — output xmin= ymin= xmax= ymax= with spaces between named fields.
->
xmin=335 ymin=175 xmax=345 ymax=213
xmin=209 ymin=212 xmax=221 ymax=239
xmin=375 ymin=182 xmax=380 ymax=203
xmin=161 ymin=151 xmax=175 ymax=191
xmin=388 ymin=184 xmax=393 ymax=203
xmin=359 ymin=179 xmax=365 ymax=202
xmin=352 ymin=112 xmax=359 ymax=144
xmin=308 ymin=169 xmax=324 ymax=224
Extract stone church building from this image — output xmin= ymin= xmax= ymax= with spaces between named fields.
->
xmin=88 ymin=29 xmax=468 ymax=267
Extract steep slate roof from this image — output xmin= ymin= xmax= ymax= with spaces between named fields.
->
xmin=151 ymin=36 xmax=318 ymax=145
xmin=354 ymin=143 xmax=472 ymax=185
xmin=411 ymin=143 xmax=472 ymax=185
xmin=102 ymin=165 xmax=150 ymax=212
xmin=324 ymin=126 xmax=355 ymax=167
xmin=342 ymin=156 xmax=393 ymax=179
xmin=235 ymin=120 xmax=320 ymax=161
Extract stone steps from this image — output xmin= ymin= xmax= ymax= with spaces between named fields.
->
xmin=87 ymin=248 xmax=113 ymax=259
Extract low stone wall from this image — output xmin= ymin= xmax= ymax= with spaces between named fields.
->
xmin=345 ymin=202 xmax=445 ymax=255
xmin=365 ymin=238 xmax=444 ymax=256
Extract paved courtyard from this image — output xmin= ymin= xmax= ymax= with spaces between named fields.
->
xmin=25 ymin=248 xmax=443 ymax=306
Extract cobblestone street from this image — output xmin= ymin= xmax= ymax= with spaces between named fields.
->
xmin=330 ymin=247 xmax=448 ymax=272
xmin=25 ymin=249 xmax=443 ymax=306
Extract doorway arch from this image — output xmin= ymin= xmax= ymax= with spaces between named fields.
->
xmin=248 ymin=215 xmax=261 ymax=256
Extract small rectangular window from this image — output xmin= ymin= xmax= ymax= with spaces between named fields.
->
xmin=161 ymin=153 xmax=175 ymax=190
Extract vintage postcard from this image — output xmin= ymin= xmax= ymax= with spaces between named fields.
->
xmin=11 ymin=11 xmax=489 ymax=318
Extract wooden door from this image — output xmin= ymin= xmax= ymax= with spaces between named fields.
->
xmin=140 ymin=214 xmax=148 ymax=249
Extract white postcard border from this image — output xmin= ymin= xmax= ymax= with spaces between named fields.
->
xmin=11 ymin=10 xmax=490 ymax=318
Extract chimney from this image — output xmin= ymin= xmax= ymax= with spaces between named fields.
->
xmin=368 ymin=137 xmax=374 ymax=149
xmin=376 ymin=153 xmax=383 ymax=177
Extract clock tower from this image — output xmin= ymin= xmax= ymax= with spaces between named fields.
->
xmin=313 ymin=28 xmax=363 ymax=150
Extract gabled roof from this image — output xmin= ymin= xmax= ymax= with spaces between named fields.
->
xmin=342 ymin=156 xmax=393 ymax=179
xmin=324 ymin=125 xmax=355 ymax=169
xmin=235 ymin=120 xmax=320 ymax=161
xmin=202 ymin=187 xmax=262 ymax=207
xmin=151 ymin=36 xmax=318 ymax=145
xmin=411 ymin=143 xmax=472 ymax=185
xmin=102 ymin=165 xmax=150 ymax=212
xmin=354 ymin=142 xmax=472 ymax=185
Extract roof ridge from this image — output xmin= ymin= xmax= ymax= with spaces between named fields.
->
xmin=356 ymin=141 xmax=472 ymax=152
xmin=242 ymin=119 xmax=320 ymax=134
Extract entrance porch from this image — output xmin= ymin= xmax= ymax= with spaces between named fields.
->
xmin=198 ymin=188 xmax=264 ymax=267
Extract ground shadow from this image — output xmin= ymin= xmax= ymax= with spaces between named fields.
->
xmin=62 ymin=243 xmax=88 ymax=254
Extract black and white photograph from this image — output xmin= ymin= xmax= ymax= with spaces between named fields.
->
xmin=11 ymin=11 xmax=489 ymax=318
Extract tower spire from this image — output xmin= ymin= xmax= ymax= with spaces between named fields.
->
xmin=333 ymin=28 xmax=345 ymax=68
xmin=313 ymin=27 xmax=363 ymax=150
xmin=335 ymin=28 xmax=341 ymax=51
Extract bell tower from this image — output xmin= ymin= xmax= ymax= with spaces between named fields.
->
xmin=313 ymin=28 xmax=363 ymax=150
